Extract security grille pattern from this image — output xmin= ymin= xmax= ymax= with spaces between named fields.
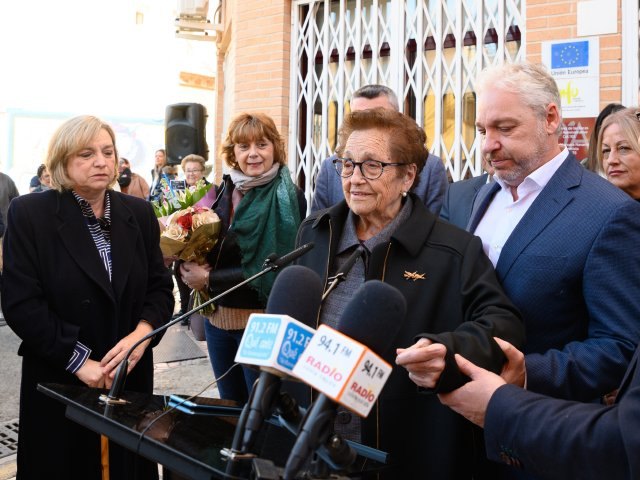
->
xmin=289 ymin=0 xmax=524 ymax=205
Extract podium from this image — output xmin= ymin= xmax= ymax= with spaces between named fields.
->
xmin=38 ymin=383 xmax=291 ymax=479
xmin=38 ymin=383 xmax=390 ymax=479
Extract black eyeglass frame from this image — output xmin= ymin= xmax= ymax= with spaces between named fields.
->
xmin=332 ymin=157 xmax=405 ymax=180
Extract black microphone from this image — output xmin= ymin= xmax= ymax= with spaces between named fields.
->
xmin=283 ymin=280 xmax=407 ymax=480
xmin=236 ymin=265 xmax=323 ymax=454
xmin=322 ymin=246 xmax=363 ymax=301
xmin=100 ymin=246 xmax=315 ymax=405
xmin=268 ymin=242 xmax=315 ymax=270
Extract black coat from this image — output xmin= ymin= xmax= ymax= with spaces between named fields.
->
xmin=205 ymin=174 xmax=307 ymax=308
xmin=295 ymin=195 xmax=525 ymax=479
xmin=2 ymin=189 xmax=174 ymax=480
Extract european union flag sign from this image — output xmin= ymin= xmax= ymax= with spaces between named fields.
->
xmin=551 ymin=41 xmax=589 ymax=69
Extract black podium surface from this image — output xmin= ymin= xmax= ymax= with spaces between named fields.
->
xmin=38 ymin=383 xmax=390 ymax=480
xmin=37 ymin=383 xmax=286 ymax=480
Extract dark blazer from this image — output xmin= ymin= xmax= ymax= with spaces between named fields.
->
xmin=2 ymin=189 xmax=174 ymax=480
xmin=296 ymin=195 xmax=525 ymax=479
xmin=468 ymin=155 xmax=640 ymax=401
xmin=311 ymin=153 xmax=449 ymax=215
xmin=440 ymin=173 xmax=488 ymax=229
xmin=484 ymin=345 xmax=640 ymax=479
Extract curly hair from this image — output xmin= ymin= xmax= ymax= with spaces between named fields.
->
xmin=335 ymin=108 xmax=427 ymax=188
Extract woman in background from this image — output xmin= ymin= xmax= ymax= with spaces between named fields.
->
xmin=598 ymin=107 xmax=640 ymax=200
xmin=584 ymin=102 xmax=624 ymax=173
xmin=117 ymin=157 xmax=150 ymax=199
xmin=149 ymin=148 xmax=167 ymax=202
xmin=181 ymin=153 xmax=208 ymax=189
xmin=180 ymin=113 xmax=306 ymax=403
xmin=174 ymin=154 xmax=210 ymax=323
xmin=31 ymin=164 xmax=52 ymax=192
xmin=2 ymin=115 xmax=174 ymax=479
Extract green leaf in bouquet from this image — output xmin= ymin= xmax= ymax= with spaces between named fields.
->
xmin=191 ymin=289 xmax=216 ymax=316
xmin=190 ymin=181 xmax=213 ymax=204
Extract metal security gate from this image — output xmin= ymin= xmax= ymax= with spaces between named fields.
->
xmin=289 ymin=0 xmax=525 ymax=207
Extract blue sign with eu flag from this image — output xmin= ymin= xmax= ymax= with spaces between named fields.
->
xmin=551 ymin=41 xmax=589 ymax=69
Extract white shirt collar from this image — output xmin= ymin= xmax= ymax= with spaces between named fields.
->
xmin=494 ymin=146 xmax=569 ymax=195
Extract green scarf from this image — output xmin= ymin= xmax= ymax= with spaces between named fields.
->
xmin=231 ymin=165 xmax=302 ymax=302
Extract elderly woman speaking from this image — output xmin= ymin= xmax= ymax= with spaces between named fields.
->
xmin=296 ymin=108 xmax=524 ymax=479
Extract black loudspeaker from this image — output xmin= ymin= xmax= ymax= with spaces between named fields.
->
xmin=165 ymin=103 xmax=208 ymax=165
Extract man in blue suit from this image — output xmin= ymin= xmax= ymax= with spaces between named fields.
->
xmin=401 ymin=61 xmax=640 ymax=480
xmin=459 ymin=62 xmax=640 ymax=405
xmin=440 ymin=158 xmax=493 ymax=229
xmin=311 ymin=85 xmax=448 ymax=214
xmin=438 ymin=339 xmax=640 ymax=480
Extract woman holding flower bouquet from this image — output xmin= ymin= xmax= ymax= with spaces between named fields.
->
xmin=2 ymin=115 xmax=175 ymax=479
xmin=179 ymin=113 xmax=307 ymax=403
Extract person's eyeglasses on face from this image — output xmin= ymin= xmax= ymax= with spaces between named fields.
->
xmin=333 ymin=157 xmax=404 ymax=180
xmin=185 ymin=169 xmax=204 ymax=175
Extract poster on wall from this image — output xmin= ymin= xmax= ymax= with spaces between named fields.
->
xmin=542 ymin=37 xmax=600 ymax=162
xmin=560 ymin=117 xmax=595 ymax=162
xmin=541 ymin=37 xmax=600 ymax=119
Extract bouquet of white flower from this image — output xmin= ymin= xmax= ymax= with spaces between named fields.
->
xmin=154 ymin=180 xmax=221 ymax=315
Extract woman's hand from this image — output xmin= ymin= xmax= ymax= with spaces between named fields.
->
xmin=395 ymin=338 xmax=447 ymax=389
xmin=180 ymin=261 xmax=211 ymax=291
xmin=100 ymin=321 xmax=154 ymax=380
xmin=163 ymin=255 xmax=178 ymax=268
xmin=75 ymin=359 xmax=108 ymax=388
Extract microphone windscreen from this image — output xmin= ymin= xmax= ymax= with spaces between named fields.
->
xmin=266 ymin=265 xmax=323 ymax=328
xmin=336 ymin=280 xmax=406 ymax=355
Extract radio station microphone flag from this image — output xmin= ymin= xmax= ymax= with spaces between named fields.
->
xmin=292 ymin=280 xmax=405 ymax=417
xmin=233 ymin=265 xmax=323 ymax=454
xmin=284 ymin=280 xmax=406 ymax=480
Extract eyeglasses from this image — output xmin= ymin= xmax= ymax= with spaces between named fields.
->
xmin=333 ymin=158 xmax=404 ymax=180
xmin=185 ymin=169 xmax=204 ymax=174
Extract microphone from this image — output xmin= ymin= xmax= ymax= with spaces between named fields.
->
xmin=266 ymin=242 xmax=315 ymax=270
xmin=100 ymin=245 xmax=315 ymax=406
xmin=321 ymin=246 xmax=363 ymax=301
xmin=283 ymin=280 xmax=406 ymax=480
xmin=233 ymin=265 xmax=323 ymax=454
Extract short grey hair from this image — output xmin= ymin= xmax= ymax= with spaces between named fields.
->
xmin=476 ymin=63 xmax=563 ymax=135
xmin=352 ymin=84 xmax=400 ymax=112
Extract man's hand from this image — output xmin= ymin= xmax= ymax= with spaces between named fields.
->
xmin=395 ymin=338 xmax=447 ymax=389
xmin=495 ymin=337 xmax=526 ymax=387
xmin=437 ymin=354 xmax=505 ymax=427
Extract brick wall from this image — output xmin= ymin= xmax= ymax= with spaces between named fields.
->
xmin=214 ymin=0 xmax=291 ymax=182
xmin=526 ymin=0 xmax=622 ymax=108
